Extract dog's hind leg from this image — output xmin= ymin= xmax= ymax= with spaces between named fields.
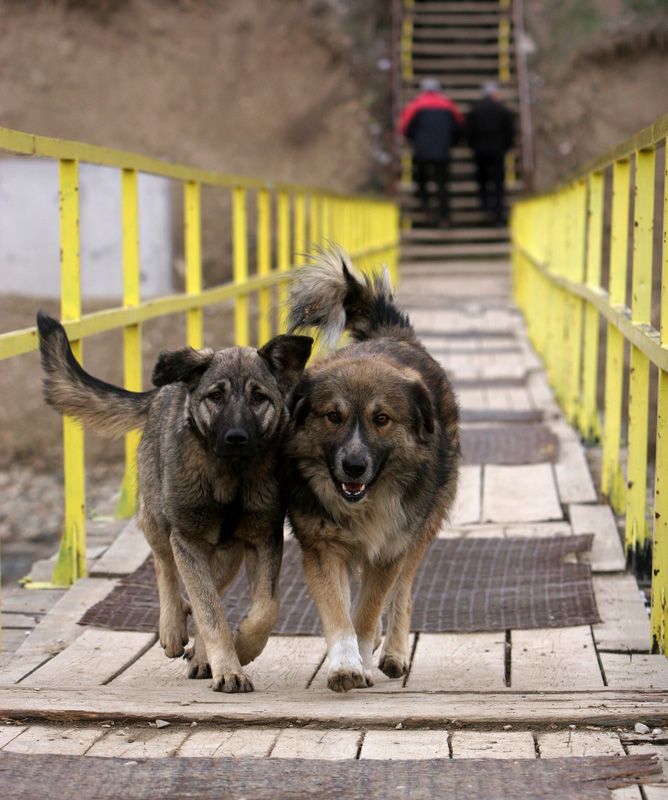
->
xmin=302 ymin=545 xmax=366 ymax=693
xmin=185 ymin=542 xmax=245 ymax=679
xmin=143 ymin=514 xmax=189 ymax=658
xmin=234 ymin=530 xmax=283 ymax=666
xmin=352 ymin=558 xmax=403 ymax=686
xmin=171 ymin=531 xmax=253 ymax=693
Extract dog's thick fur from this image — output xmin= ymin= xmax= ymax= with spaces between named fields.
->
xmin=286 ymin=248 xmax=460 ymax=692
xmin=37 ymin=311 xmax=312 ymax=693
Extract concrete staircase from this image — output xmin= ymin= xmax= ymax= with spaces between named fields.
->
xmin=398 ymin=0 xmax=522 ymax=262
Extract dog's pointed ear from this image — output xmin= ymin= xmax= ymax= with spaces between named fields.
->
xmin=288 ymin=379 xmax=311 ymax=430
xmin=410 ymin=380 xmax=435 ymax=443
xmin=258 ymin=335 xmax=313 ymax=392
xmin=152 ymin=347 xmax=214 ymax=388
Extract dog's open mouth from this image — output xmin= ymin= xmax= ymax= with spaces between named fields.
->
xmin=340 ymin=481 xmax=368 ymax=502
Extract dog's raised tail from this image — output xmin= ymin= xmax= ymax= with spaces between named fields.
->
xmin=287 ymin=246 xmax=412 ymax=346
xmin=37 ymin=310 xmax=157 ymax=438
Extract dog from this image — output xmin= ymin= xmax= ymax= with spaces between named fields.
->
xmin=36 ymin=311 xmax=312 ymax=693
xmin=286 ymin=248 xmax=460 ymax=692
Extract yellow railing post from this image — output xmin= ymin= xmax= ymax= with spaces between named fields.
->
xmin=116 ymin=168 xmax=143 ymax=519
xmin=581 ymin=171 xmax=604 ymax=442
xmin=498 ymin=0 xmax=511 ymax=83
xmin=184 ymin=180 xmax=203 ymax=349
xmin=277 ymin=190 xmax=291 ymax=332
xmin=233 ymin=186 xmax=249 ymax=346
xmin=294 ymin=192 xmax=306 ymax=266
xmin=651 ymin=139 xmax=668 ymax=652
xmin=564 ymin=181 xmax=587 ymax=427
xmin=625 ymin=148 xmax=655 ymax=570
xmin=50 ymin=158 xmax=86 ymax=586
xmin=601 ymin=159 xmax=631 ymax=513
xmin=257 ymin=187 xmax=272 ymax=344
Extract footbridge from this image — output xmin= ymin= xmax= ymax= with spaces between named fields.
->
xmin=0 ymin=2 xmax=667 ymax=797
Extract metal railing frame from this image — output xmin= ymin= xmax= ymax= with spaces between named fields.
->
xmin=511 ymin=112 xmax=668 ymax=653
xmin=0 ymin=126 xmax=400 ymax=589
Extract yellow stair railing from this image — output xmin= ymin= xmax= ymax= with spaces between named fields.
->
xmin=511 ymin=112 xmax=668 ymax=653
xmin=0 ymin=127 xmax=400 ymax=590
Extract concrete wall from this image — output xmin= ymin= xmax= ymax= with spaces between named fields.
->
xmin=0 ymin=158 xmax=174 ymax=299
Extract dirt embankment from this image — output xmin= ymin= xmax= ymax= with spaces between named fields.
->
xmin=525 ymin=0 xmax=668 ymax=190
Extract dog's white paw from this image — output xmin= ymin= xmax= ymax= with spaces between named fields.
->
xmin=327 ymin=636 xmax=369 ymax=693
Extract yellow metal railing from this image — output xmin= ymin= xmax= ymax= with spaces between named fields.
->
xmin=511 ymin=112 xmax=668 ymax=653
xmin=0 ymin=126 xmax=400 ymax=589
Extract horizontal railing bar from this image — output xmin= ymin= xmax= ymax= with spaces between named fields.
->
xmin=514 ymin=243 xmax=668 ymax=372
xmin=0 ymin=126 xmax=392 ymax=203
xmin=0 ymin=239 xmax=398 ymax=361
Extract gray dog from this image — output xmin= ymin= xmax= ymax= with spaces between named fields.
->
xmin=37 ymin=311 xmax=312 ymax=693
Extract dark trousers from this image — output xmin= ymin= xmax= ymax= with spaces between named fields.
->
xmin=474 ymin=152 xmax=506 ymax=223
xmin=414 ymin=159 xmax=450 ymax=222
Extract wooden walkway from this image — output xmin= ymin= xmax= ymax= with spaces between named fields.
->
xmin=1 ymin=260 xmax=667 ymax=795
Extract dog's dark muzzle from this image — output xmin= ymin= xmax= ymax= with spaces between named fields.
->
xmin=214 ymin=426 xmax=258 ymax=459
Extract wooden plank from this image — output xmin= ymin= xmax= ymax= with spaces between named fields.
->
xmin=0 ymin=577 xmax=118 ymax=686
xmin=247 ymin=636 xmax=326 ymax=692
xmin=1 ymin=588 xmax=65 ymax=615
xmin=86 ymin=727 xmax=189 ymax=758
xmin=601 ymin=653 xmax=668 ymax=689
xmin=2 ymin=613 xmax=39 ymax=629
xmin=178 ymin=728 xmax=277 ymax=758
xmin=593 ymin=574 xmax=650 ymax=653
xmin=627 ymin=744 xmax=668 ymax=799
xmin=89 ymin=517 xmax=150 ymax=576
xmin=5 ymin=686 xmax=668 ymax=728
xmin=0 ymin=725 xmax=27 ymax=749
xmin=482 ymin=464 xmax=562 ymax=523
xmin=451 ymin=731 xmax=536 ymax=758
xmin=570 ymin=504 xmax=626 ymax=572
xmin=511 ymin=626 xmax=603 ymax=690
xmin=361 ymin=730 xmax=449 ymax=759
xmin=114 ymin=636 xmax=326 ymax=693
xmin=552 ymin=424 xmax=598 ymax=504
xmin=406 ymin=632 xmax=506 ymax=691
xmin=271 ymin=729 xmax=360 ymax=760
xmin=450 ymin=465 xmax=481 ymax=525
xmin=3 ymin=724 xmax=103 ymax=755
xmin=538 ymin=729 xmax=625 ymax=757
xmin=22 ymin=628 xmax=156 ymax=689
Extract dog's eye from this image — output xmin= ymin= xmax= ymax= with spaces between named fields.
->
xmin=374 ymin=413 xmax=390 ymax=427
xmin=252 ymin=390 xmax=269 ymax=405
xmin=326 ymin=410 xmax=342 ymax=424
xmin=208 ymin=389 xmax=224 ymax=404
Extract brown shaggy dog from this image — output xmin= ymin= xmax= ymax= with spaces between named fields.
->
xmin=37 ymin=311 xmax=312 ymax=693
xmin=286 ymin=248 xmax=460 ymax=692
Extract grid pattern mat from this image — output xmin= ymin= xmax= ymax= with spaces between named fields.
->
xmin=460 ymin=424 xmax=559 ymax=465
xmin=0 ymin=752 xmax=659 ymax=800
xmin=80 ymin=535 xmax=599 ymax=636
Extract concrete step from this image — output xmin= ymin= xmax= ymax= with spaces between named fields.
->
xmin=413 ymin=27 xmax=511 ymax=41
xmin=412 ymin=57 xmax=508 ymax=74
xmin=399 ymin=88 xmax=519 ymax=108
xmin=402 ymin=226 xmax=509 ymax=243
xmin=412 ymin=5 xmax=504 ymax=18
xmin=399 ymin=179 xmax=525 ymax=198
xmin=411 ymin=41 xmax=509 ymax=56
xmin=403 ymin=207 xmax=511 ymax=226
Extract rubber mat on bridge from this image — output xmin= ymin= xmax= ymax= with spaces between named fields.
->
xmin=80 ymin=535 xmax=599 ymax=636
xmin=0 ymin=752 xmax=659 ymax=800
xmin=460 ymin=423 xmax=559 ymax=464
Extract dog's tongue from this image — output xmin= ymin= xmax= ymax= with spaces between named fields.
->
xmin=342 ymin=482 xmax=365 ymax=493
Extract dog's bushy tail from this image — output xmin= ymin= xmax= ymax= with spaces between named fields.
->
xmin=37 ymin=310 xmax=157 ymax=438
xmin=287 ymin=246 xmax=413 ymax=346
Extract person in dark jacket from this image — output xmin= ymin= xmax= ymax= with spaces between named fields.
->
xmin=466 ymin=82 xmax=515 ymax=226
xmin=399 ymin=78 xmax=463 ymax=226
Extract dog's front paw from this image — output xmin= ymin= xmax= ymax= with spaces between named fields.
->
xmin=378 ymin=652 xmax=409 ymax=679
xmin=327 ymin=636 xmax=369 ymax=692
xmin=234 ymin=626 xmax=271 ymax=667
xmin=212 ymin=670 xmax=254 ymax=693
xmin=184 ymin=645 xmax=211 ymax=680
xmin=160 ymin=620 xmax=189 ymax=658
xmin=327 ymin=664 xmax=368 ymax=692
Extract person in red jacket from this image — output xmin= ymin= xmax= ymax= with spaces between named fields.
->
xmin=399 ymin=78 xmax=464 ymax=227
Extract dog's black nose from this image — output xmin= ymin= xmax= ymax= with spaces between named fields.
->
xmin=224 ymin=428 xmax=249 ymax=445
xmin=342 ymin=455 xmax=368 ymax=478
